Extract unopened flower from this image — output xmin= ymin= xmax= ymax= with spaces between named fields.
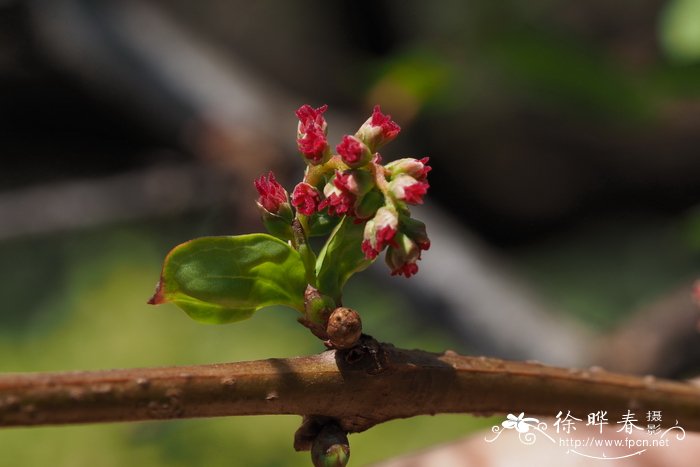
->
xmin=254 ymin=171 xmax=289 ymax=214
xmin=389 ymin=174 xmax=430 ymax=205
xmin=333 ymin=171 xmax=359 ymax=194
xmin=385 ymin=157 xmax=431 ymax=181
xmin=298 ymin=129 xmax=328 ymax=164
xmin=319 ymin=170 xmax=375 ymax=217
xmin=296 ymin=104 xmax=329 ymax=164
xmin=291 ymin=182 xmax=321 ymax=216
xmin=360 ymin=238 xmax=379 ymax=259
xmin=361 ymin=207 xmax=399 ymax=259
xmin=336 ymin=135 xmax=371 ymax=167
xmin=355 ymin=105 xmax=400 ymax=151
xmin=319 ymin=172 xmax=357 ymax=216
xmin=296 ymin=104 xmax=328 ymax=133
xmin=401 ymin=216 xmax=431 ymax=251
xmin=392 ymin=261 xmax=418 ymax=278
xmin=254 ymin=171 xmax=293 ymax=239
xmin=319 ymin=191 xmax=354 ymax=217
xmin=385 ymin=233 xmax=422 ymax=278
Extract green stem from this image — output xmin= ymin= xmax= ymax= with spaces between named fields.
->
xmin=305 ymin=156 xmax=349 ymax=186
xmin=293 ymin=217 xmax=317 ymax=287
xmin=369 ymin=160 xmax=390 ymax=195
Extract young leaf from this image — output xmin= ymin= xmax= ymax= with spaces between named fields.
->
xmin=149 ymin=234 xmax=307 ymax=323
xmin=315 ymin=217 xmax=374 ymax=301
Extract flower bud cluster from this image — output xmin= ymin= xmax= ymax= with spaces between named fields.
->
xmin=254 ymin=104 xmax=432 ymax=278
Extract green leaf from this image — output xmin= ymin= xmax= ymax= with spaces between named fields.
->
xmin=315 ymin=217 xmax=373 ymax=301
xmin=308 ymin=212 xmax=340 ymax=237
xmin=149 ymin=234 xmax=307 ymax=323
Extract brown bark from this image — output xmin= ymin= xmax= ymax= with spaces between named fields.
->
xmin=1 ymin=341 xmax=700 ymax=433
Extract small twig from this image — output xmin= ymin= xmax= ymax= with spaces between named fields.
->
xmin=2 ymin=342 xmax=700 ymax=433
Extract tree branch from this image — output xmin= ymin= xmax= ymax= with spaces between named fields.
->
xmin=2 ymin=340 xmax=700 ymax=433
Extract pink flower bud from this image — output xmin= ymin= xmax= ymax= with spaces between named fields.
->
xmin=296 ymin=104 xmax=329 ymax=164
xmin=291 ymin=182 xmax=321 ymax=216
xmin=361 ymin=206 xmax=399 ymax=259
xmin=355 ymin=105 xmax=400 ymax=151
xmin=319 ymin=191 xmax=354 ymax=217
xmin=401 ymin=216 xmax=431 ymax=251
xmin=332 ymin=171 xmax=359 ymax=194
xmin=389 ymin=174 xmax=430 ymax=205
xmin=385 ymin=157 xmax=431 ymax=181
xmin=319 ymin=170 xmax=377 ymax=217
xmin=360 ymin=235 xmax=379 ymax=259
xmin=254 ymin=171 xmax=289 ymax=214
xmin=319 ymin=172 xmax=357 ymax=217
xmin=296 ymin=104 xmax=328 ymax=133
xmin=297 ymin=128 xmax=328 ymax=164
xmin=386 ymin=233 xmax=422 ymax=278
xmin=254 ymin=172 xmax=293 ymax=239
xmin=336 ymin=135 xmax=372 ymax=167
xmin=392 ymin=261 xmax=419 ymax=278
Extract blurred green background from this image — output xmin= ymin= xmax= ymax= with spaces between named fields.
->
xmin=0 ymin=223 xmax=492 ymax=466
xmin=1 ymin=0 xmax=700 ymax=465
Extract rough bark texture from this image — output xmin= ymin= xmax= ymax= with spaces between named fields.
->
xmin=1 ymin=341 xmax=700 ymax=433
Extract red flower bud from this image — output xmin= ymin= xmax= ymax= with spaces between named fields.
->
xmin=336 ymin=135 xmax=371 ymax=167
xmin=319 ymin=172 xmax=356 ymax=216
xmin=333 ymin=171 xmax=358 ymax=194
xmin=296 ymin=104 xmax=328 ymax=133
xmin=319 ymin=192 xmax=354 ymax=217
xmin=401 ymin=216 xmax=431 ymax=251
xmin=355 ymin=105 xmax=400 ymax=151
xmin=369 ymin=105 xmax=401 ymax=139
xmin=254 ymin=171 xmax=289 ymax=214
xmin=385 ymin=157 xmax=431 ymax=181
xmin=392 ymin=262 xmax=418 ymax=278
xmin=296 ymin=104 xmax=329 ymax=164
xmin=254 ymin=171 xmax=293 ymax=239
xmin=291 ymin=182 xmax=321 ymax=216
xmin=386 ymin=233 xmax=422 ymax=278
xmin=360 ymin=239 xmax=380 ymax=260
xmin=318 ymin=170 xmax=376 ymax=217
xmin=361 ymin=207 xmax=399 ymax=259
xmin=389 ymin=174 xmax=430 ymax=205
xmin=298 ymin=128 xmax=329 ymax=164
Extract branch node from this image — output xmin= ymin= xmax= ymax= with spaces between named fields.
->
xmin=339 ymin=334 xmax=387 ymax=375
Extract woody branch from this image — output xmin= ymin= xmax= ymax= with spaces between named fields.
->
xmin=2 ymin=341 xmax=700 ymax=433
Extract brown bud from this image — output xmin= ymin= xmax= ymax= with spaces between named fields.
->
xmin=326 ymin=307 xmax=362 ymax=349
